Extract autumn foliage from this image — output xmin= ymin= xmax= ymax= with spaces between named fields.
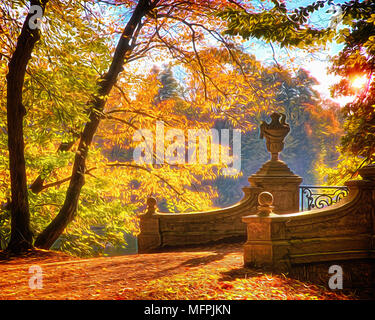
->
xmin=0 ymin=0 xmax=372 ymax=258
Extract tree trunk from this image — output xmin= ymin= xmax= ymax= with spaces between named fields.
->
xmin=5 ymin=1 xmax=49 ymax=254
xmin=34 ymin=0 xmax=153 ymax=249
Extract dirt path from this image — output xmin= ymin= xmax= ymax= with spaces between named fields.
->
xmin=0 ymin=244 xmax=357 ymax=300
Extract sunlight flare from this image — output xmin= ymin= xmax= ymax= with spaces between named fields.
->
xmin=351 ymin=75 xmax=368 ymax=90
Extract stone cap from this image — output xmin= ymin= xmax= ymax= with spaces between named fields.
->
xmin=250 ymin=160 xmax=302 ymax=179
xmin=249 ymin=161 xmax=303 ymax=188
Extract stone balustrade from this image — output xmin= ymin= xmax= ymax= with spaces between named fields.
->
xmin=138 ymin=186 xmax=261 ymax=252
xmin=136 ymin=111 xmax=375 ymax=293
xmin=242 ymin=164 xmax=375 ymax=292
xmin=138 ymin=112 xmax=303 ymax=252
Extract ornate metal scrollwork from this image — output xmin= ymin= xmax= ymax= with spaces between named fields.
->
xmin=299 ymin=185 xmax=349 ymax=211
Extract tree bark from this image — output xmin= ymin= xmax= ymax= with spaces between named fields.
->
xmin=34 ymin=0 xmax=154 ymax=249
xmin=6 ymin=1 xmax=49 ymax=254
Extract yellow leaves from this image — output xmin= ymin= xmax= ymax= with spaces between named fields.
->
xmin=368 ymin=14 xmax=375 ymax=25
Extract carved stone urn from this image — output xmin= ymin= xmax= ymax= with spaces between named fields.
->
xmin=260 ymin=113 xmax=290 ymax=161
xmin=248 ymin=112 xmax=302 ymax=214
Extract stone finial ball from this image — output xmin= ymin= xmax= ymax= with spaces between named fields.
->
xmin=258 ymin=192 xmax=274 ymax=206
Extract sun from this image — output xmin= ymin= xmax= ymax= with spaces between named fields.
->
xmin=351 ymin=75 xmax=368 ymax=90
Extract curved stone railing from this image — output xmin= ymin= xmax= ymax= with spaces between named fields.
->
xmin=138 ymin=186 xmax=262 ymax=252
xmin=242 ymin=164 xmax=375 ymax=279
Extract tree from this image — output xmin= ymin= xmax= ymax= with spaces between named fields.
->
xmin=33 ymin=0 xmax=159 ymax=249
xmin=1 ymin=0 xmax=123 ymax=256
xmin=2 ymin=0 xmax=281 ymax=254
xmin=1 ymin=0 xmax=155 ymax=253
xmin=273 ymin=68 xmax=343 ymax=184
xmin=157 ymin=65 xmax=182 ymax=102
xmin=5 ymin=0 xmax=50 ymax=254
xmin=324 ymin=0 xmax=375 ymax=183
xmin=217 ymin=0 xmax=374 ymax=183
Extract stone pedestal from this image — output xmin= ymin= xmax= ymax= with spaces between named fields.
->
xmin=137 ymin=197 xmax=161 ymax=253
xmin=250 ymin=112 xmax=302 ymax=214
xmin=248 ymin=159 xmax=302 ymax=214
xmin=242 ymin=192 xmax=289 ymax=270
xmin=138 ymin=215 xmax=161 ymax=253
xmin=242 ymin=215 xmax=288 ymax=270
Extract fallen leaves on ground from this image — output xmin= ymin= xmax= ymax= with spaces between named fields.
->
xmin=0 ymin=244 xmax=358 ymax=300
xmin=115 ymin=264 xmax=355 ymax=300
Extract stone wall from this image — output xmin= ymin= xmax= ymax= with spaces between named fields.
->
xmin=138 ymin=186 xmax=261 ymax=252
xmin=242 ymin=164 xmax=375 ymax=294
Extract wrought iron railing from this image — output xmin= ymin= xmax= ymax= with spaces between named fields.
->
xmin=299 ymin=185 xmax=349 ymax=211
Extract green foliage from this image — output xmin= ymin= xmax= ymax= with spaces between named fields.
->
xmin=0 ymin=1 xmax=130 ymax=255
xmin=216 ymin=1 xmax=334 ymax=48
xmin=0 ymin=210 xmax=10 ymax=250
xmin=26 ymin=157 xmax=138 ymax=257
